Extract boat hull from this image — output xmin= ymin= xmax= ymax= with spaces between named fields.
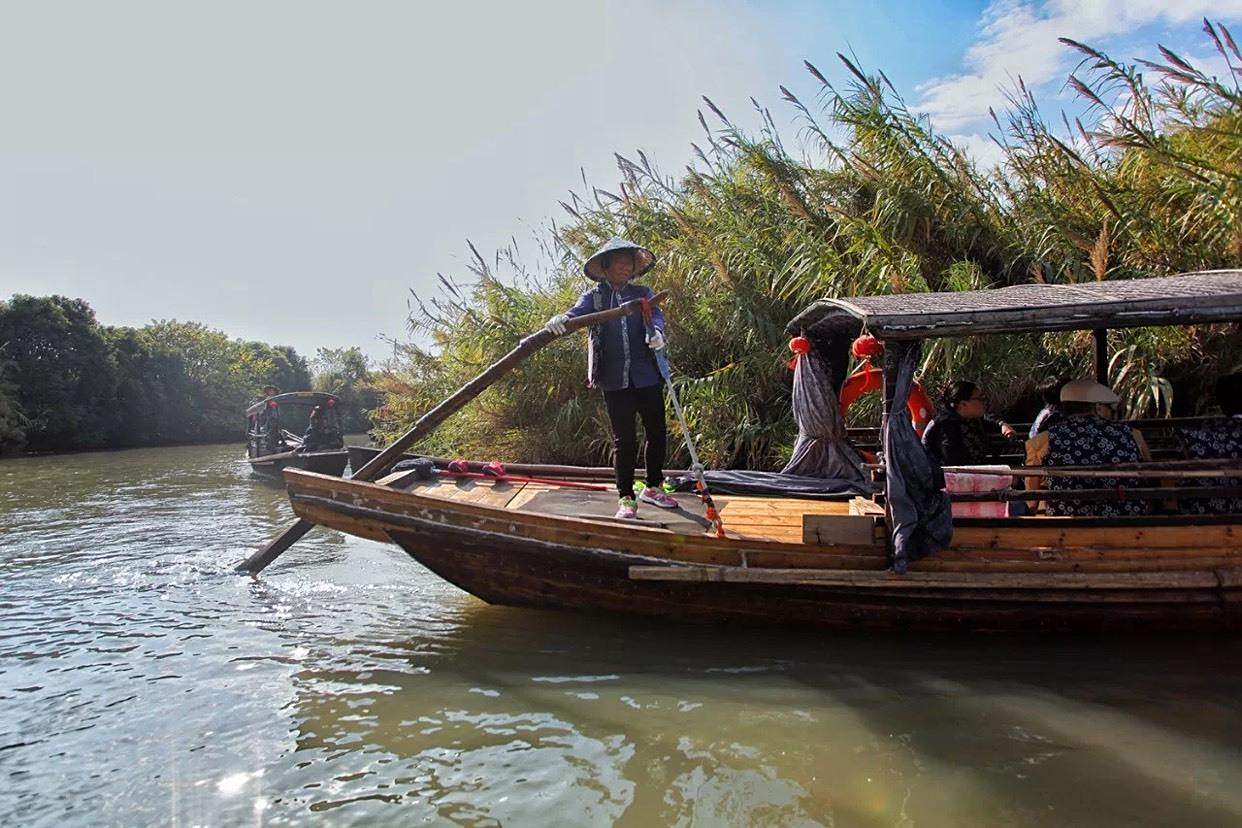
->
xmin=284 ymin=470 xmax=1242 ymax=632
xmin=248 ymin=449 xmax=350 ymax=480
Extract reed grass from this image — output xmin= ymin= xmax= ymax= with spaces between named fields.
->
xmin=371 ymin=24 xmax=1242 ymax=469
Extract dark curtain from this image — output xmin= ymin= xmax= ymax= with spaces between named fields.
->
xmin=780 ymin=342 xmax=869 ymax=487
xmin=881 ymin=340 xmax=953 ymax=573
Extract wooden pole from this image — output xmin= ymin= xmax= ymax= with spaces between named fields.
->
xmin=879 ymin=341 xmax=897 ymax=543
xmin=235 ymin=290 xmax=669 ymax=575
xmin=1093 ymin=328 xmax=1109 ymax=384
xmin=948 ymin=485 xmax=1242 ymax=503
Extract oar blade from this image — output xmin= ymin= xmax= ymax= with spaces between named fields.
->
xmin=235 ymin=518 xmax=315 ymax=574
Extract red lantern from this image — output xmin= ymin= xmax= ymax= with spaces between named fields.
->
xmin=851 ymin=335 xmax=884 ymax=360
xmin=786 ymin=336 xmax=812 ymax=369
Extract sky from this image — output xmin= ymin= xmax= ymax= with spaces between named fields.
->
xmin=2 ymin=0 xmax=1239 ymax=363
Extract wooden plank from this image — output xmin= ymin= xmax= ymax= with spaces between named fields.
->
xmin=849 ymin=497 xmax=886 ymax=517
xmin=951 ymin=523 xmax=1241 ymax=550
xmin=951 ymin=485 xmax=1242 ymax=503
xmin=917 ymin=556 xmax=1242 ymax=574
xmin=936 ymin=545 xmax=1242 ymax=562
xmin=802 ymin=514 xmax=883 ymax=546
xmin=628 ymin=565 xmax=1231 ymax=590
xmin=419 ymin=479 xmax=527 ymax=509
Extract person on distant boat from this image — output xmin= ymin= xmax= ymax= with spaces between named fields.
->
xmin=922 ymin=380 xmax=1017 ymax=466
xmin=1029 ymin=377 xmax=1066 ymax=438
xmin=254 ymin=385 xmax=281 ymax=428
xmin=545 ymin=238 xmax=678 ymax=520
xmin=1177 ymin=372 xmax=1242 ymax=514
xmin=256 ymin=385 xmax=283 ymax=453
xmin=301 ymin=405 xmax=341 ymax=452
xmin=1025 ymin=379 xmax=1152 ymax=516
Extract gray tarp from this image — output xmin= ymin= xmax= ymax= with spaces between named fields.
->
xmin=882 ymin=340 xmax=953 ymax=573
xmin=781 ymin=345 xmax=871 ymax=485
xmin=670 ymin=343 xmax=871 ymax=498
xmin=668 ymin=469 xmax=866 ymax=498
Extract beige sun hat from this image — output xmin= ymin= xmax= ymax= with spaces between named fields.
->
xmin=582 ymin=237 xmax=656 ymax=281
xmin=1060 ymin=378 xmax=1120 ymax=404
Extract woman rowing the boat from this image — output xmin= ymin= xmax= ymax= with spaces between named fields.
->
xmin=545 ymin=238 xmax=679 ymax=519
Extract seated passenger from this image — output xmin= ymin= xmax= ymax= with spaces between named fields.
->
xmin=1025 ymin=379 xmax=1152 ymax=516
xmin=301 ymin=406 xmax=334 ymax=451
xmin=1028 ymin=377 xmax=1066 ymax=438
xmin=923 ymin=380 xmax=1017 ymax=466
xmin=1178 ymin=372 xmax=1242 ymax=514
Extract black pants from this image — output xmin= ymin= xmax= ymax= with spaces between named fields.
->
xmin=602 ymin=384 xmax=667 ymax=499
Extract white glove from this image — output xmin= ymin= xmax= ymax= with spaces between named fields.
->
xmin=545 ymin=313 xmax=569 ymax=335
xmin=646 ymin=329 xmax=665 ymax=351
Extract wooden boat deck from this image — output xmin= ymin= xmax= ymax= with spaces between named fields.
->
xmin=284 ymin=469 xmax=1242 ymax=630
xmin=382 ymin=476 xmax=851 ymax=545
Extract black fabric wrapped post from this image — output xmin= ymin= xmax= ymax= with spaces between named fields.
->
xmin=881 ymin=340 xmax=952 ymax=573
xmin=781 ymin=339 xmax=869 ymax=486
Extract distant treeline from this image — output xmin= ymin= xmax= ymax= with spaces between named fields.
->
xmin=0 ymin=295 xmax=378 ymax=454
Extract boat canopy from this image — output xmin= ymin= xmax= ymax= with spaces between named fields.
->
xmin=245 ymin=391 xmax=340 ymax=417
xmin=788 ymin=269 xmax=1242 ymax=340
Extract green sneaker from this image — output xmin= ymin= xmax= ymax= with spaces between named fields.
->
xmin=615 ymin=497 xmax=638 ymax=519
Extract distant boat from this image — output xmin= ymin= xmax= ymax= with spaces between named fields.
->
xmin=245 ymin=391 xmax=349 ymax=480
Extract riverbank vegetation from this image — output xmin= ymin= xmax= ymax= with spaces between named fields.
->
xmin=0 ymin=295 xmax=316 ymax=453
xmin=371 ymin=24 xmax=1241 ymax=470
xmin=312 ymin=347 xmax=381 ymax=433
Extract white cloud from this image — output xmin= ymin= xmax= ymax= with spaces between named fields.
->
xmin=916 ymin=0 xmax=1242 ymax=133
xmin=947 ymin=132 xmax=1007 ymax=171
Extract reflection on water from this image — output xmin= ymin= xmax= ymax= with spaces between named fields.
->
xmin=2 ymin=444 xmax=1241 ymax=825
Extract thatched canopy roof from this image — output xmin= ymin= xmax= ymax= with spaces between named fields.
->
xmin=788 ymin=270 xmax=1242 ymax=339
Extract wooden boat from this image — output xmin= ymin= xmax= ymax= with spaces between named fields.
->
xmin=283 ymin=270 xmax=1242 ymax=631
xmin=249 ymin=447 xmax=350 ymax=478
xmin=246 ymin=391 xmax=349 ymax=480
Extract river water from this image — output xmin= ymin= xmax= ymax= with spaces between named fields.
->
xmin=3 ymin=443 xmax=1242 ymax=826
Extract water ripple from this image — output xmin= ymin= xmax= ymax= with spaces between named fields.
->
xmin=3 ymin=444 xmax=1242 ymax=825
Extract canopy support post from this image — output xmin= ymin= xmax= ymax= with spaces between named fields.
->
xmin=1093 ymin=328 xmax=1109 ymax=384
xmin=880 ymin=342 xmax=897 ymax=552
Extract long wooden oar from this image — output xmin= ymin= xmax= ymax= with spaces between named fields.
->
xmin=235 ymin=289 xmax=669 ymax=575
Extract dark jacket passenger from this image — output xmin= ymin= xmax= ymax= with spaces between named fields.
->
xmin=922 ymin=410 xmax=1006 ymax=466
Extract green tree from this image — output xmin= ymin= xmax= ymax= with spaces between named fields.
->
xmin=237 ymin=341 xmax=312 ymax=396
xmin=312 ymin=346 xmax=378 ymax=432
xmin=0 ymin=295 xmax=118 ymax=450
xmin=0 ymin=297 xmax=317 ymax=451
xmin=103 ymin=326 xmax=197 ymax=445
xmin=0 ymin=350 xmax=28 ymax=452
